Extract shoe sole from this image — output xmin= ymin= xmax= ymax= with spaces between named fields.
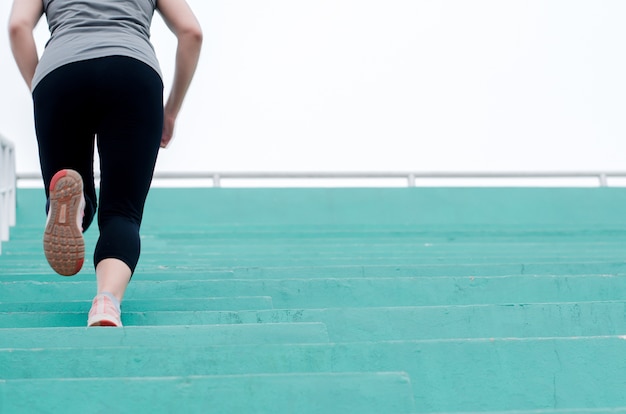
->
xmin=43 ymin=169 xmax=85 ymax=276
xmin=88 ymin=314 xmax=122 ymax=327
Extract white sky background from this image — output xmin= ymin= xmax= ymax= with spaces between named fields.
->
xmin=1 ymin=0 xmax=626 ymax=178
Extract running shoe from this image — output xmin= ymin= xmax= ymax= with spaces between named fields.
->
xmin=87 ymin=294 xmax=123 ymax=327
xmin=43 ymin=169 xmax=85 ymax=276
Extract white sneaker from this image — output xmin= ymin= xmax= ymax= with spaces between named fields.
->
xmin=87 ymin=294 xmax=123 ymax=327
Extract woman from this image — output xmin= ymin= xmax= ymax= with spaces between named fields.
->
xmin=8 ymin=0 xmax=202 ymax=326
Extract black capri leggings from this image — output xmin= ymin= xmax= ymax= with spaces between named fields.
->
xmin=32 ymin=55 xmax=164 ymax=274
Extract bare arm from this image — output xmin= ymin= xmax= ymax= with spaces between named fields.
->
xmin=156 ymin=0 xmax=203 ymax=148
xmin=8 ymin=0 xmax=44 ymax=90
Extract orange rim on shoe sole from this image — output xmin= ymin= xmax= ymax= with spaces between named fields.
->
xmin=43 ymin=169 xmax=85 ymax=276
xmin=88 ymin=319 xmax=121 ymax=327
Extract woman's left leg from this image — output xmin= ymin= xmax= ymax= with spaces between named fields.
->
xmin=33 ymin=61 xmax=100 ymax=276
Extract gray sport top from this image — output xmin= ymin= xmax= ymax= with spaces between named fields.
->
xmin=32 ymin=0 xmax=162 ymax=91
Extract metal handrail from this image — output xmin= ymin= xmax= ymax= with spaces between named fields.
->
xmin=0 ymin=135 xmax=17 ymax=254
xmin=16 ymin=170 xmax=626 ymax=187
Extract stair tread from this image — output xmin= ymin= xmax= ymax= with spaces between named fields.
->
xmin=0 ymin=297 xmax=274 ymax=312
xmin=2 ymin=337 xmax=626 ymax=411
xmin=2 ymin=302 xmax=626 ymax=341
xmin=0 ymin=372 xmax=416 ymax=414
xmin=0 ymin=323 xmax=330 ymax=348
xmin=2 ymin=276 xmax=626 ymax=308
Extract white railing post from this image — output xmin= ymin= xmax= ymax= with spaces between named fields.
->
xmin=212 ymin=173 xmax=221 ymax=188
xmin=407 ymin=173 xmax=416 ymax=187
xmin=0 ymin=134 xmax=17 ymax=255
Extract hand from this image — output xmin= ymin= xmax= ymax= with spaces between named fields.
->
xmin=161 ymin=112 xmax=176 ymax=148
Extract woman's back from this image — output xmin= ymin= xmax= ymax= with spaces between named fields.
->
xmin=33 ymin=0 xmax=161 ymax=91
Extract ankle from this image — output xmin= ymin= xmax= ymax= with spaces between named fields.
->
xmin=97 ymin=292 xmax=121 ymax=312
xmin=96 ymin=258 xmax=132 ymax=302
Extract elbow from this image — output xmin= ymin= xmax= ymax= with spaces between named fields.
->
xmin=8 ymin=19 xmax=32 ymax=41
xmin=180 ymin=24 xmax=203 ymax=47
xmin=193 ymin=27 xmax=203 ymax=45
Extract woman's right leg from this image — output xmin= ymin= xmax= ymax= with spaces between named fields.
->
xmin=91 ymin=56 xmax=163 ymax=304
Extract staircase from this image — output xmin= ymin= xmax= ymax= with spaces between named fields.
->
xmin=2 ymin=187 xmax=626 ymax=413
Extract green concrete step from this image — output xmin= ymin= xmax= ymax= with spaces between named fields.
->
xmin=15 ymin=187 xmax=626 ymax=227
xmin=6 ymin=233 xmax=626 ymax=247
xmin=336 ymin=336 xmax=626 ymax=412
xmin=6 ymin=187 xmax=626 ymax=413
xmin=2 ymin=276 xmax=626 ymax=307
xmin=5 ymin=261 xmax=626 ymax=280
xmin=139 ymin=187 xmax=626 ymax=229
xmin=227 ymin=263 xmax=626 ymax=278
xmin=9 ymin=259 xmax=626 ymax=278
xmin=7 ymin=233 xmax=626 ymax=255
xmin=2 ymin=336 xmax=625 ymax=412
xmin=0 ymin=323 xmax=329 ymax=348
xmin=456 ymin=410 xmax=626 ymax=414
xmin=6 ymin=251 xmax=626 ymax=269
xmin=2 ymin=335 xmax=625 ymax=380
xmin=12 ymin=216 xmax=626 ymax=232
xmin=2 ymin=302 xmax=626 ymax=341
xmin=1 ymin=344 xmax=335 ymax=379
xmin=4 ymin=247 xmax=626 ymax=270
xmin=0 ymin=372 xmax=416 ymax=414
xmin=0 ymin=297 xmax=273 ymax=312
xmin=0 ymin=267 xmax=237 ymax=280
xmin=135 ymin=241 xmax=626 ymax=254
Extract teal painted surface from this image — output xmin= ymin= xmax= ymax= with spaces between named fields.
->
xmin=2 ymin=338 xmax=626 ymax=411
xmin=3 ymin=187 xmax=626 ymax=412
xmin=2 ymin=276 xmax=626 ymax=307
xmin=0 ymin=373 xmax=416 ymax=414
xmin=13 ymin=187 xmax=626 ymax=227
xmin=0 ymin=297 xmax=274 ymax=312
xmin=0 ymin=323 xmax=329 ymax=348
xmin=2 ymin=302 xmax=626 ymax=341
xmin=456 ymin=410 xmax=626 ymax=414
